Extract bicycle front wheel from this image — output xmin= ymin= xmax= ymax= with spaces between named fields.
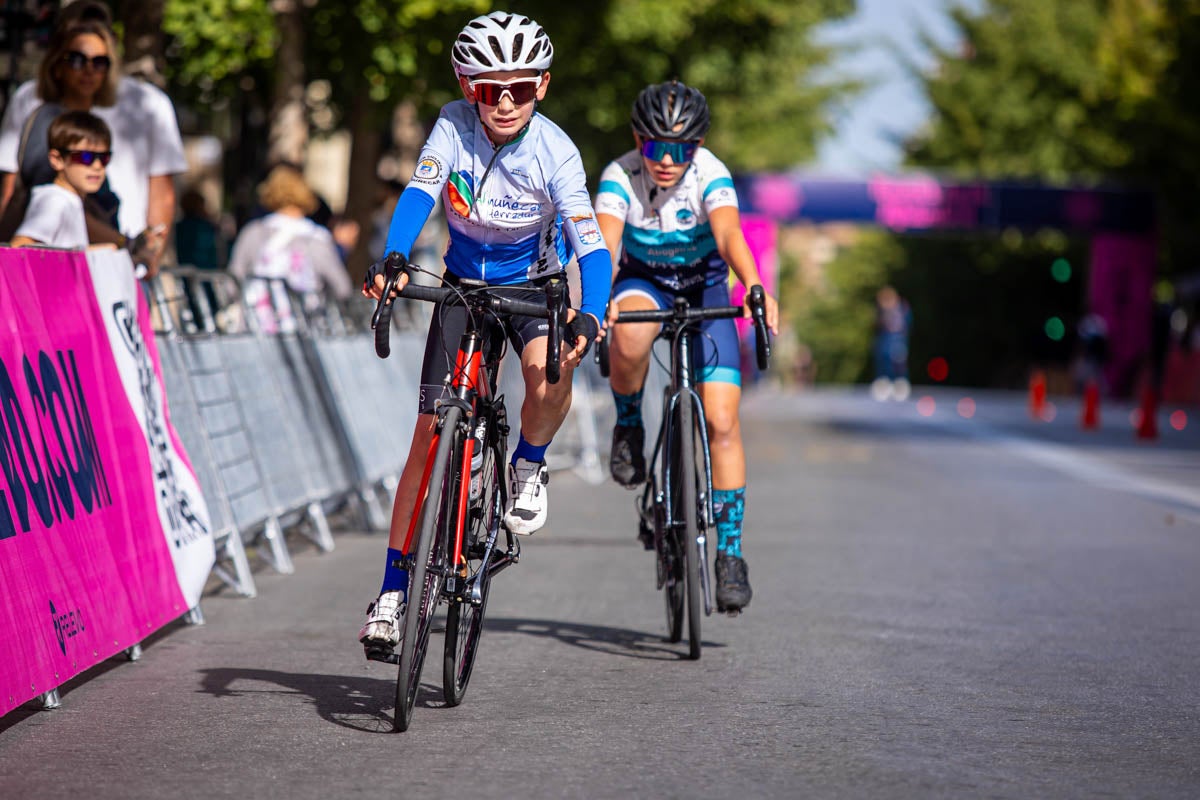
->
xmin=443 ymin=438 xmax=501 ymax=706
xmin=394 ymin=406 xmax=460 ymax=732
xmin=677 ymin=392 xmax=702 ymax=660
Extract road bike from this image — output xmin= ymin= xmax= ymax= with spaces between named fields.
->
xmin=599 ymin=286 xmax=770 ymax=659
xmin=370 ymin=252 xmax=568 ymax=730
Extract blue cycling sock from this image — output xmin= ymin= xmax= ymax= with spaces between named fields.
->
xmin=512 ymin=434 xmax=549 ymax=465
xmin=380 ymin=547 xmax=408 ymax=599
xmin=713 ymin=487 xmax=746 ymax=558
xmin=613 ymin=388 xmax=644 ymax=427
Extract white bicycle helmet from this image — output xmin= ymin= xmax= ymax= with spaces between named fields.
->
xmin=451 ymin=11 xmax=554 ymax=76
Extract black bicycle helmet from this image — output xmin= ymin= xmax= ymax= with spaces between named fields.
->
xmin=630 ymin=80 xmax=711 ymax=141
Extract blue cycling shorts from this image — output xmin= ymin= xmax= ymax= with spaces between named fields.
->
xmin=611 ymin=273 xmax=742 ymax=387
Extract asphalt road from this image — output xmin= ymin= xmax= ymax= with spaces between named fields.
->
xmin=2 ymin=388 xmax=1198 ymax=799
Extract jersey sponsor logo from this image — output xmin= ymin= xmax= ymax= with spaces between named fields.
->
xmin=447 ymin=172 xmax=475 ymax=217
xmin=675 ymin=208 xmax=696 ymax=226
xmin=709 ymin=188 xmax=736 ymax=205
xmin=570 ymin=214 xmax=602 ymax=246
xmin=414 ymin=157 xmax=441 ymax=181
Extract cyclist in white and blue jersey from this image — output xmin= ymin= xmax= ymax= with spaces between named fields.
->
xmin=596 ymin=81 xmax=779 ymax=612
xmin=359 ymin=11 xmax=611 ymax=654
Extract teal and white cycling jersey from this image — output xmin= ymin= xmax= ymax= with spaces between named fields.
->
xmin=403 ymin=99 xmax=607 ymax=288
xmin=594 ymin=147 xmax=739 ymax=291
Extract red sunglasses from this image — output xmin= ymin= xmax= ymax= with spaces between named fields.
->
xmin=468 ymin=77 xmax=541 ymax=106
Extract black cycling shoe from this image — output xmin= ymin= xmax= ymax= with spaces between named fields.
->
xmin=610 ymin=423 xmax=646 ymax=488
xmin=715 ymin=554 xmax=752 ymax=613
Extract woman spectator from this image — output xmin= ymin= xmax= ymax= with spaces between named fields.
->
xmin=0 ymin=1 xmax=184 ymax=273
xmin=228 ymin=165 xmax=353 ymax=330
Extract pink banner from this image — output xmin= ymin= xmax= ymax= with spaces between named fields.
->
xmin=1088 ymin=233 xmax=1157 ymax=396
xmin=0 ymin=248 xmax=212 ymax=715
xmin=731 ymin=214 xmax=778 ymax=359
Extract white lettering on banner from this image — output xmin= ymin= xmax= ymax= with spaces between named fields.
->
xmin=112 ymin=301 xmax=209 ymax=549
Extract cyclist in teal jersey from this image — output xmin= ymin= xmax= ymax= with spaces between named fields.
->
xmin=595 ymin=81 xmax=779 ymax=612
xmin=360 ymin=11 xmax=611 ymax=655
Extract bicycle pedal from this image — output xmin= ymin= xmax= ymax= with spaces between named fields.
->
xmin=364 ymin=645 xmax=400 ymax=665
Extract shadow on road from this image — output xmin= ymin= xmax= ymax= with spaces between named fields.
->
xmin=483 ymin=617 xmax=725 ymax=660
xmin=197 ymin=667 xmax=426 ymax=734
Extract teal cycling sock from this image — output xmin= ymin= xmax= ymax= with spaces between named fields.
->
xmin=613 ymin=388 xmax=644 ymax=427
xmin=713 ymin=487 xmax=746 ymax=558
xmin=512 ymin=434 xmax=549 ymax=465
xmin=380 ymin=547 xmax=408 ymax=599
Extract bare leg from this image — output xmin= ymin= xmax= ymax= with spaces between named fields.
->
xmin=608 ymin=295 xmax=658 ymax=396
xmin=698 ymin=381 xmax=745 ymax=489
xmin=387 ymin=413 xmax=436 ymax=550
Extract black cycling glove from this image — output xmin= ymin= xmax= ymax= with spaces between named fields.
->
xmin=566 ymin=313 xmax=600 ymax=358
xmin=363 ymin=252 xmax=408 ymax=293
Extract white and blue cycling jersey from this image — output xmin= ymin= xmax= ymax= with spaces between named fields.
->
xmin=384 ymin=99 xmax=609 ymax=321
xmin=594 ymin=147 xmax=739 ymax=292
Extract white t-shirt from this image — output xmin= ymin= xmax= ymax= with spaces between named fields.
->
xmin=0 ymin=78 xmax=188 ymax=236
xmin=14 ymin=183 xmax=88 ymax=248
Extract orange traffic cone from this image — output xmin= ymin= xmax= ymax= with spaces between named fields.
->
xmin=1081 ymin=379 xmax=1100 ymax=430
xmin=1029 ymin=369 xmax=1047 ymax=420
xmin=1136 ymin=384 xmax=1159 ymax=440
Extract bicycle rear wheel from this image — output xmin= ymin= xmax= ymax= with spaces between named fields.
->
xmin=394 ymin=407 xmax=460 ymax=732
xmin=677 ymin=393 xmax=702 ymax=660
xmin=443 ymin=437 xmax=501 ymax=706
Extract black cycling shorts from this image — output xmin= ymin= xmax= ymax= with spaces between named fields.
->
xmin=416 ymin=283 xmax=556 ymax=415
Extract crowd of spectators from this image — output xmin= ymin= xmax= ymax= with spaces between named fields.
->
xmin=0 ymin=1 xmax=364 ymax=303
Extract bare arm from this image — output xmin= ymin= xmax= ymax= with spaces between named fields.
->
xmin=709 ymin=205 xmax=779 ymax=334
xmin=0 ymin=173 xmax=16 ymax=215
xmin=142 ymin=174 xmax=178 ymax=278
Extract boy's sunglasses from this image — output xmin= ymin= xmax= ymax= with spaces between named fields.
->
xmin=63 ymin=149 xmax=113 ymax=166
xmin=468 ymin=77 xmax=541 ymax=106
xmin=640 ymin=139 xmax=699 ymax=163
xmin=62 ymin=51 xmax=112 ymax=72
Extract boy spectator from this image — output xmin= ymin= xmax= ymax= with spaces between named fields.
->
xmin=11 ymin=110 xmax=113 ymax=249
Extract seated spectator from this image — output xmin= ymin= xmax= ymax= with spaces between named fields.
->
xmin=11 ymin=110 xmax=117 ymax=251
xmin=228 ymin=164 xmax=353 ymax=330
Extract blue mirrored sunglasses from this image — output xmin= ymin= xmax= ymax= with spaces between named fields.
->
xmin=640 ymin=139 xmax=699 ymax=163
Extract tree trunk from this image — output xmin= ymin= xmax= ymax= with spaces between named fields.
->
xmin=118 ymin=0 xmax=166 ymax=85
xmin=344 ymin=91 xmax=382 ymax=278
xmin=267 ymin=0 xmax=306 ymax=166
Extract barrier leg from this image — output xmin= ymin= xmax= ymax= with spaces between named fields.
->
xmin=185 ymin=606 xmax=206 ymax=625
xmin=570 ymin=373 xmax=605 ymax=485
xmin=358 ymin=485 xmax=389 ymax=531
xmin=125 ymin=643 xmax=142 ymax=662
xmin=259 ymin=517 xmax=295 ymax=574
xmin=216 ymin=530 xmax=257 ymax=598
xmin=303 ymin=501 xmax=336 ymax=553
xmin=41 ymin=690 xmax=61 ymax=710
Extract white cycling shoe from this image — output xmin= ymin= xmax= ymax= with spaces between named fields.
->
xmin=502 ymin=458 xmax=549 ymax=535
xmin=358 ymin=590 xmax=405 ymax=650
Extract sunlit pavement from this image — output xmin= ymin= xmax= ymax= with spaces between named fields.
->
xmin=2 ymin=385 xmax=1198 ymax=799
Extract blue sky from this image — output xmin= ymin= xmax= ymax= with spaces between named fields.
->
xmin=812 ymin=0 xmax=983 ymax=176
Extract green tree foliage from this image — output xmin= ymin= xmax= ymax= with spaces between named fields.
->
xmin=162 ymin=1 xmax=857 ymax=171
xmin=522 ymin=0 xmax=857 ymax=173
xmin=904 ymin=0 xmax=1200 ymax=270
xmin=163 ymin=0 xmax=277 ymax=100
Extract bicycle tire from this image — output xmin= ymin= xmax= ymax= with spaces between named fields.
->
xmin=677 ymin=393 xmax=702 ymax=660
xmin=662 ymin=526 xmax=685 ymax=643
xmin=394 ymin=406 xmax=460 ymax=731
xmin=443 ymin=436 xmax=500 ymax=706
